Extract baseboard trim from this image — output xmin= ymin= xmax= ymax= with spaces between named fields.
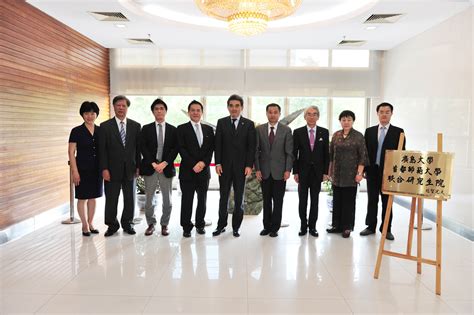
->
xmin=394 ymin=197 xmax=474 ymax=241
xmin=0 ymin=203 xmax=69 ymax=245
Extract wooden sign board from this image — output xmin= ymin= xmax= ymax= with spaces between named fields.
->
xmin=382 ymin=150 xmax=454 ymax=200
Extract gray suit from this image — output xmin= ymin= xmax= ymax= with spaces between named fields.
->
xmin=255 ymin=123 xmax=293 ymax=233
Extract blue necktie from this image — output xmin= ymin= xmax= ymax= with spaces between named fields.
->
xmin=376 ymin=126 xmax=386 ymax=165
xmin=119 ymin=121 xmax=126 ymax=147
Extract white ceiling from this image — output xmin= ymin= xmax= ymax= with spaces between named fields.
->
xmin=27 ymin=0 xmax=472 ymax=50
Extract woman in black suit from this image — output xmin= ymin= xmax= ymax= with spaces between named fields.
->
xmin=68 ymin=102 xmax=103 ymax=236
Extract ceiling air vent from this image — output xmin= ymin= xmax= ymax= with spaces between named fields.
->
xmin=127 ymin=38 xmax=154 ymax=45
xmin=89 ymin=12 xmax=129 ymax=22
xmin=364 ymin=14 xmax=403 ymax=24
xmin=338 ymin=40 xmax=366 ymax=47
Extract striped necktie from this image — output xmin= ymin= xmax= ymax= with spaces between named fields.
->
xmin=119 ymin=121 xmax=126 ymax=147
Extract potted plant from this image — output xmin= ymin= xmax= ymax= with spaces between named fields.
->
xmin=322 ymin=180 xmax=333 ymax=211
xmin=135 ymin=176 xmax=147 ymax=211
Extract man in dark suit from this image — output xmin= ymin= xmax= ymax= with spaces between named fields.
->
xmin=140 ymin=98 xmax=178 ymax=237
xmin=255 ymin=103 xmax=293 ymax=237
xmin=360 ymin=102 xmax=406 ymax=241
xmin=293 ymin=106 xmax=329 ymax=237
xmin=99 ymin=95 xmax=141 ymax=236
xmin=213 ymin=94 xmax=256 ymax=237
xmin=177 ymin=100 xmax=215 ymax=238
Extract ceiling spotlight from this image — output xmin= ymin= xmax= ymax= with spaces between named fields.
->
xmin=115 ymin=24 xmax=127 ymax=28
xmin=365 ymin=26 xmax=377 ymax=30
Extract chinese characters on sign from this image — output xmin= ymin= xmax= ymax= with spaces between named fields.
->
xmin=382 ymin=150 xmax=454 ymax=200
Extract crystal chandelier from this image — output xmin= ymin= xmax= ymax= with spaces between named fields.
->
xmin=194 ymin=0 xmax=302 ymax=36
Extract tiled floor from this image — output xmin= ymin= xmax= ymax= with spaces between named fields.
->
xmin=1 ymin=191 xmax=472 ymax=314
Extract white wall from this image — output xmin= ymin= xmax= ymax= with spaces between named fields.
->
xmin=381 ymin=7 xmax=473 ymax=230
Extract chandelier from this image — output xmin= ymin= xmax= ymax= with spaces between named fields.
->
xmin=194 ymin=0 xmax=302 ymax=36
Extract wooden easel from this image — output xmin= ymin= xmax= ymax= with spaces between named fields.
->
xmin=374 ymin=133 xmax=444 ymax=295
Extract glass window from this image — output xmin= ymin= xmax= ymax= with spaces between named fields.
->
xmin=250 ymin=97 xmax=285 ymax=125
xmin=247 ymin=49 xmax=287 ymax=67
xmin=288 ymin=97 xmax=328 ymax=130
xmin=204 ymin=96 xmax=231 ymax=127
xmin=115 ymin=48 xmax=160 ymax=67
xmin=332 ymin=97 xmax=366 ymax=134
xmin=161 ymin=96 xmax=200 ymax=127
xmin=331 ymin=50 xmax=370 ymax=68
xmin=203 ymin=50 xmax=242 ymax=67
xmin=126 ymin=96 xmax=157 ymax=126
xmin=290 ymin=50 xmax=329 ymax=67
xmin=161 ymin=49 xmax=200 ymax=66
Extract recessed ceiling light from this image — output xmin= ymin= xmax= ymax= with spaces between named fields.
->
xmin=115 ymin=24 xmax=127 ymax=28
xmin=366 ymin=26 xmax=377 ymax=30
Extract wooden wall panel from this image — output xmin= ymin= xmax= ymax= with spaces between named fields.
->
xmin=0 ymin=0 xmax=110 ymax=229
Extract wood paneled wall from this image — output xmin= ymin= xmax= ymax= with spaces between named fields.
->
xmin=0 ymin=0 xmax=110 ymax=229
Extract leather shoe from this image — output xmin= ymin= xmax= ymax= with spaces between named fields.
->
xmin=269 ymin=231 xmax=278 ymax=237
xmin=212 ymin=227 xmax=225 ymax=236
xmin=326 ymin=227 xmax=342 ymax=233
xmin=298 ymin=229 xmax=307 ymax=236
xmin=342 ymin=230 xmax=351 ymax=238
xmin=196 ymin=228 xmax=206 ymax=235
xmin=360 ymin=228 xmax=375 ymax=236
xmin=90 ymin=228 xmax=99 ymax=234
xmin=145 ymin=224 xmax=155 ymax=236
xmin=183 ymin=231 xmax=191 ymax=238
xmin=386 ymin=232 xmax=395 ymax=240
xmin=82 ymin=231 xmax=91 ymax=237
xmin=233 ymin=230 xmax=240 ymax=237
xmin=161 ymin=225 xmax=169 ymax=236
xmin=104 ymin=228 xmax=117 ymax=237
xmin=260 ymin=229 xmax=270 ymax=236
xmin=123 ymin=228 xmax=136 ymax=235
xmin=309 ymin=229 xmax=319 ymax=237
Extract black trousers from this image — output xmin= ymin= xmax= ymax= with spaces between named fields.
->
xmin=298 ymin=168 xmax=322 ymax=230
xmin=261 ymin=176 xmax=286 ymax=233
xmin=332 ymin=185 xmax=357 ymax=231
xmin=104 ymin=176 xmax=134 ymax=231
xmin=180 ymin=176 xmax=209 ymax=233
xmin=366 ymin=165 xmax=392 ymax=232
xmin=217 ymin=168 xmax=246 ymax=231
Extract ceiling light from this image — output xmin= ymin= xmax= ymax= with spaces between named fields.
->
xmin=194 ymin=0 xmax=302 ymax=36
xmin=365 ymin=26 xmax=377 ymax=30
xmin=115 ymin=24 xmax=127 ymax=28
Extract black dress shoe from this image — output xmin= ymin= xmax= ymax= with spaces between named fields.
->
xmin=233 ymin=230 xmax=240 ymax=237
xmin=196 ymin=228 xmax=206 ymax=235
xmin=342 ymin=230 xmax=351 ymax=238
xmin=309 ymin=229 xmax=319 ymax=237
xmin=183 ymin=231 xmax=191 ymax=238
xmin=123 ymin=228 xmax=136 ymax=235
xmin=212 ymin=228 xmax=225 ymax=236
xmin=360 ymin=228 xmax=375 ymax=236
xmin=386 ymin=232 xmax=395 ymax=241
xmin=90 ymin=228 xmax=99 ymax=234
xmin=260 ymin=229 xmax=270 ymax=236
xmin=82 ymin=231 xmax=91 ymax=237
xmin=326 ymin=227 xmax=342 ymax=234
xmin=298 ymin=229 xmax=307 ymax=236
xmin=104 ymin=229 xmax=117 ymax=237
xmin=269 ymin=231 xmax=278 ymax=237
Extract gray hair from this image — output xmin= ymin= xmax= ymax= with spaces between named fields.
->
xmin=304 ymin=105 xmax=320 ymax=117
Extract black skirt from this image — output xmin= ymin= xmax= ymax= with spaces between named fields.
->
xmin=75 ymin=169 xmax=103 ymax=200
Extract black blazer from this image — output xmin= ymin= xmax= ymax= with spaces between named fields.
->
xmin=292 ymin=125 xmax=330 ymax=181
xmin=139 ymin=122 xmax=178 ymax=178
xmin=177 ymin=122 xmax=215 ymax=180
xmin=364 ymin=124 xmax=406 ymax=175
xmin=99 ymin=117 xmax=141 ymax=181
xmin=215 ymin=116 xmax=256 ymax=172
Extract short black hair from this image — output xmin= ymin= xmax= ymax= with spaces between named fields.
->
xmin=112 ymin=95 xmax=130 ymax=107
xmin=266 ymin=103 xmax=281 ymax=113
xmin=376 ymin=102 xmax=393 ymax=112
xmin=79 ymin=101 xmax=99 ymax=117
xmin=188 ymin=100 xmax=203 ymax=112
xmin=227 ymin=94 xmax=244 ymax=107
xmin=150 ymin=98 xmax=168 ymax=111
xmin=339 ymin=110 xmax=356 ymax=121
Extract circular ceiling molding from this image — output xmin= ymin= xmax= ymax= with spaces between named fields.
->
xmin=119 ymin=0 xmax=379 ymax=30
